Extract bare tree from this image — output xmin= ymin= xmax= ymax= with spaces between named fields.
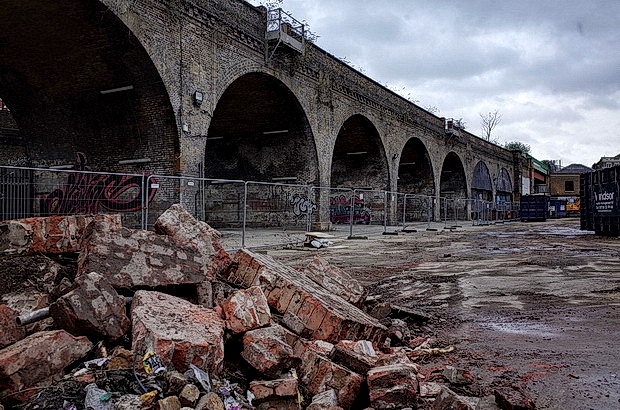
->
xmin=480 ymin=110 xmax=502 ymax=141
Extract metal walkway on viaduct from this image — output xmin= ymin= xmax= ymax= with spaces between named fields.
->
xmin=0 ymin=0 xmax=522 ymax=223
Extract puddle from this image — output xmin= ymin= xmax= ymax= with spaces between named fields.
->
xmin=481 ymin=321 xmax=559 ymax=338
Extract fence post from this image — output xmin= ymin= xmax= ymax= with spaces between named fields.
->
xmin=242 ymin=182 xmax=248 ymax=248
xmin=144 ymin=175 xmax=154 ymax=230
xmin=349 ymin=189 xmax=356 ymax=238
xmin=454 ymin=199 xmax=458 ymax=227
xmin=402 ymin=194 xmax=408 ymax=230
xmin=383 ymin=191 xmax=388 ymax=233
xmin=306 ymin=185 xmax=313 ymax=232
xmin=426 ymin=196 xmax=431 ymax=230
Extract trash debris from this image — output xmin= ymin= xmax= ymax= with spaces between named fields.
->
xmin=185 ymin=364 xmax=212 ymax=392
xmin=84 ymin=383 xmax=114 ymax=410
xmin=142 ymin=351 xmax=167 ymax=374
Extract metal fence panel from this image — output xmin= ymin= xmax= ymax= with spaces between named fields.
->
xmin=243 ymin=182 xmax=313 ymax=248
xmin=350 ymin=189 xmax=386 ymax=237
xmin=0 ymin=165 xmax=148 ymax=228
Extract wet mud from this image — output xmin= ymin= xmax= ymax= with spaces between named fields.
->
xmin=271 ymin=218 xmax=620 ymax=409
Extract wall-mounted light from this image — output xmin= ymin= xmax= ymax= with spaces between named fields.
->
xmin=346 ymin=151 xmax=367 ymax=155
xmin=399 ymin=162 xmax=416 ymax=166
xmin=118 ymin=158 xmax=151 ymax=165
xmin=100 ymin=85 xmax=133 ymax=95
xmin=263 ymin=130 xmax=288 ymax=135
xmin=49 ymin=164 xmax=74 ymax=170
xmin=272 ymin=177 xmax=298 ymax=182
xmin=193 ymin=91 xmax=204 ymax=106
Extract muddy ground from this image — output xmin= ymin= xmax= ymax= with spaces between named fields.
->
xmin=270 ymin=217 xmax=620 ymax=410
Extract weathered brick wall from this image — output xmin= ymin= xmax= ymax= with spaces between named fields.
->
xmin=0 ymin=0 xmax=522 ymax=222
xmin=549 ymin=174 xmax=580 ymax=196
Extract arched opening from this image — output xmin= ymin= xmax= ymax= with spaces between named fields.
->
xmin=330 ymin=115 xmax=389 ymax=189
xmin=0 ymin=99 xmax=26 ymax=165
xmin=398 ymin=137 xmax=434 ymax=195
xmin=496 ymin=168 xmax=513 ymax=202
xmin=204 ymin=73 xmax=318 ymax=184
xmin=440 ymin=152 xmax=467 ymax=198
xmin=0 ymin=0 xmax=179 ymax=173
xmin=471 ymin=161 xmax=493 ymax=201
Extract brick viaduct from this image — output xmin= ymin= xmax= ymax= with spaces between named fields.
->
xmin=0 ymin=0 xmax=521 ymax=221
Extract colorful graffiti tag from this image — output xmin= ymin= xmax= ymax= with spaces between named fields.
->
xmin=329 ymin=194 xmax=371 ymax=224
xmin=40 ymin=153 xmax=157 ymax=215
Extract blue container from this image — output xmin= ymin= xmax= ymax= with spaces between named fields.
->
xmin=548 ymin=199 xmax=568 ymax=218
xmin=520 ymin=195 xmax=549 ymax=222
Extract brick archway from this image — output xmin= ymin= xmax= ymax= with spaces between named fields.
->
xmin=0 ymin=0 xmax=179 ymax=173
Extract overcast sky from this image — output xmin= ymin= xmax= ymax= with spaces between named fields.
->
xmin=250 ymin=0 xmax=620 ymax=167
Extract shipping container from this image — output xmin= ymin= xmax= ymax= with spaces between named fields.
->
xmin=548 ymin=199 xmax=568 ymax=218
xmin=520 ymin=195 xmax=549 ymax=222
xmin=580 ymin=165 xmax=620 ymax=236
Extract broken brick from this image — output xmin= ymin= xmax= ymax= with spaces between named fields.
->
xmin=367 ymin=363 xmax=419 ymax=409
xmin=330 ymin=341 xmax=378 ymax=375
xmin=0 ymin=304 xmax=25 ymax=348
xmin=494 ymin=386 xmax=536 ymax=410
xmin=131 ymin=290 xmax=225 ymax=374
xmin=179 ymin=383 xmax=200 ymax=407
xmin=221 ymin=286 xmax=271 ymax=334
xmin=50 ymin=272 xmax=129 ymax=341
xmin=419 ymin=381 xmax=443 ymax=397
xmin=431 ymin=386 xmax=479 ymax=410
xmin=0 ymin=330 xmax=92 ymax=400
xmin=226 ymin=249 xmax=387 ymax=343
xmin=0 ymin=214 xmax=121 ymax=256
xmin=303 ymin=255 xmax=368 ymax=306
xmin=443 ymin=365 xmax=474 ymax=385
xmin=195 ymin=392 xmax=225 ymax=410
xmin=153 ymin=204 xmax=232 ymax=279
xmin=77 ymin=219 xmax=213 ymax=288
xmin=157 ymin=396 xmax=182 ymax=410
xmin=250 ymin=377 xmax=298 ymax=400
xmin=241 ymin=324 xmax=300 ymax=377
xmin=307 ymin=389 xmax=345 ymax=409
xmin=299 ymin=349 xmax=363 ymax=409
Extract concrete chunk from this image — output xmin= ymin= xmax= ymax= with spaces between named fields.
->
xmin=221 ymin=286 xmax=271 ymax=334
xmin=303 ymin=255 xmax=368 ymax=306
xmin=131 ymin=290 xmax=225 ymax=374
xmin=154 ymin=204 xmax=232 ymax=279
xmin=77 ymin=220 xmax=212 ymax=288
xmin=299 ymin=350 xmax=363 ymax=410
xmin=0 ymin=330 xmax=92 ymax=400
xmin=0 ymin=304 xmax=25 ymax=348
xmin=0 ymin=214 xmax=121 ymax=256
xmin=432 ymin=386 xmax=479 ymax=410
xmin=241 ymin=325 xmax=300 ymax=377
xmin=227 ymin=249 xmax=387 ymax=343
xmin=367 ymin=363 xmax=419 ymax=409
xmin=50 ymin=272 xmax=130 ymax=341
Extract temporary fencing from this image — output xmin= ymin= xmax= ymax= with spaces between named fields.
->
xmin=0 ymin=165 xmax=148 ymax=228
xmin=399 ymin=193 xmax=435 ymax=231
xmin=1 ymin=164 xmax=524 ymax=250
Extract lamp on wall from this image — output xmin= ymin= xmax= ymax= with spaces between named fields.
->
xmin=193 ymin=91 xmax=204 ymax=106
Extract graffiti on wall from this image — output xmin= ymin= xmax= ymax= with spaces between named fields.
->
xmin=330 ymin=194 xmax=371 ymax=224
xmin=290 ymin=193 xmax=317 ymax=217
xmin=40 ymin=153 xmax=158 ymax=215
xmin=244 ymin=185 xmax=317 ymax=226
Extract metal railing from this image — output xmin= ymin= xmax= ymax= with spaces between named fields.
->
xmin=1 ymin=165 xmax=524 ymax=250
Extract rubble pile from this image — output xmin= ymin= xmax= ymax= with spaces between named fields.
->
xmin=0 ymin=206 xmax=534 ymax=410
